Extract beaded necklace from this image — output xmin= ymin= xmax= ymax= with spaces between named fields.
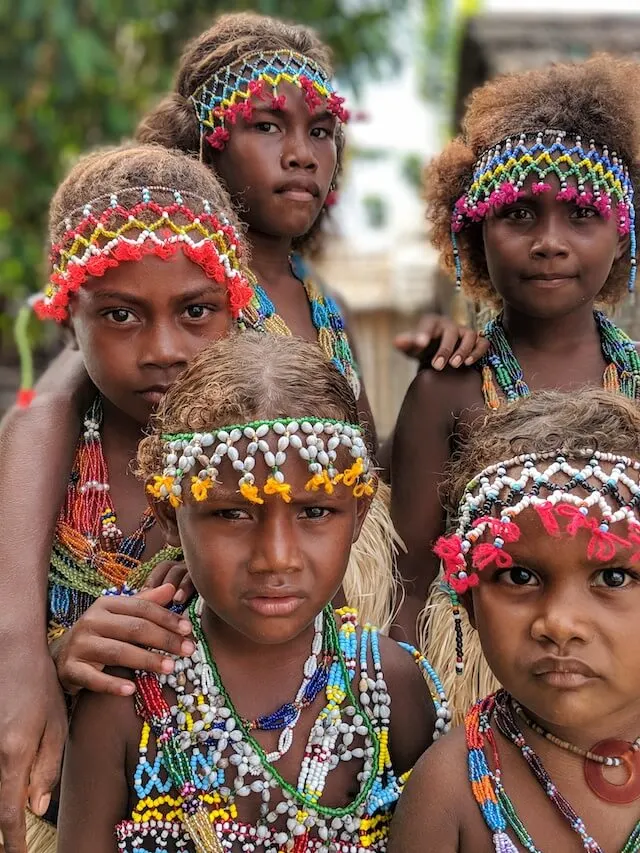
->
xmin=479 ymin=310 xmax=640 ymax=409
xmin=48 ymin=398 xmax=155 ymax=640
xmin=465 ymin=691 xmax=640 ymax=853
xmin=120 ymin=603 xmax=449 ymax=852
xmin=239 ymin=252 xmax=361 ymax=399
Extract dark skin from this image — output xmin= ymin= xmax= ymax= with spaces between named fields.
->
xmin=57 ymin=453 xmax=435 ymax=852
xmin=389 ymin=510 xmax=640 ymax=852
xmin=0 ymin=86 xmax=484 ymax=848
xmin=391 ymin=169 xmax=633 ymax=644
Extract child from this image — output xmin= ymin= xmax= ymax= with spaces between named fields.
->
xmin=389 ymin=388 xmax=640 ymax=852
xmin=57 ymin=332 xmax=449 ymax=853
xmin=0 ymin=142 xmax=256 ymax=853
xmin=391 ymin=56 xmax=640 ymax=675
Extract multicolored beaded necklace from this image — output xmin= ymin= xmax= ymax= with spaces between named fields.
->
xmin=466 ymin=690 xmax=640 ymax=853
xmin=239 ymin=252 xmax=361 ymax=399
xmin=48 ymin=398 xmax=156 ymax=640
xmin=119 ymin=602 xmax=450 ymax=852
xmin=480 ymin=310 xmax=640 ymax=409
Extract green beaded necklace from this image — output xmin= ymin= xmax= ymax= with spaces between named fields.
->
xmin=190 ymin=599 xmax=382 ymax=818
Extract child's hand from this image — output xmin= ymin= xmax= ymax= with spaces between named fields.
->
xmin=142 ymin=558 xmax=195 ymax=605
xmin=0 ymin=650 xmax=67 ymax=853
xmin=394 ymin=313 xmax=487 ymax=369
xmin=51 ymin=584 xmax=195 ymax=697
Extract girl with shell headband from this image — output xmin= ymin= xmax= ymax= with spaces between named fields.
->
xmin=57 ymin=332 xmax=450 ymax=853
xmin=390 ymin=55 xmax=640 ymax=710
xmin=390 ymin=389 xmax=640 ymax=853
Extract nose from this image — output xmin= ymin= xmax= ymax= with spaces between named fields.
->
xmin=529 ymin=214 xmax=570 ymax=260
xmin=248 ymin=508 xmax=304 ymax=576
xmin=530 ymin=583 xmax=594 ymax=652
xmin=281 ymin=130 xmax=318 ymax=172
xmin=138 ymin=323 xmax=189 ymax=372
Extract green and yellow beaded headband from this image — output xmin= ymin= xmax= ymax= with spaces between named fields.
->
xmin=147 ymin=417 xmax=375 ymax=507
xmin=451 ymin=129 xmax=637 ymax=292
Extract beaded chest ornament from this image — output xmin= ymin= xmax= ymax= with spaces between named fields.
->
xmin=118 ymin=601 xmax=450 ymax=852
xmin=451 ymin=130 xmax=637 ymax=293
xmin=148 ymin=417 xmax=375 ymax=508
xmin=190 ymin=50 xmax=349 ymax=153
xmin=466 ymin=691 xmax=640 ymax=853
xmin=479 ymin=310 xmax=640 ymax=409
xmin=434 ymin=448 xmax=640 ymax=674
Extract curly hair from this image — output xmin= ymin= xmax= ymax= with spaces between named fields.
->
xmin=444 ymin=388 xmax=640 ymax=515
xmin=425 ymin=54 xmax=640 ymax=306
xmin=137 ymin=330 xmax=360 ymax=478
xmin=135 ymin=12 xmax=341 ymax=255
xmin=48 ymin=143 xmax=243 ymax=245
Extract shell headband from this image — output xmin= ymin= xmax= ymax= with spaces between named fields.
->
xmin=35 ymin=186 xmax=252 ymax=323
xmin=147 ymin=417 xmax=375 ymax=507
xmin=435 ymin=448 xmax=640 ymax=676
xmin=451 ymin=130 xmax=637 ymax=292
xmin=190 ymin=50 xmax=349 ymax=152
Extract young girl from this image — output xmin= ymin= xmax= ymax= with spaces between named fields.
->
xmin=57 ymin=332 xmax=449 ymax=853
xmin=391 ymin=55 xmax=640 ymax=682
xmin=390 ymin=388 xmax=640 ymax=852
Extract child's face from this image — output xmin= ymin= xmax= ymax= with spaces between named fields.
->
xmin=69 ymin=253 xmax=233 ymax=425
xmin=482 ymin=171 xmax=628 ymax=317
xmin=212 ymin=81 xmax=337 ymax=241
xmin=161 ymin=449 xmax=369 ymax=645
xmin=471 ymin=508 xmax=640 ymax=732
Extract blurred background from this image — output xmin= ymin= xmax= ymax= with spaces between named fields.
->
xmin=1 ymin=0 xmax=640 ymax=430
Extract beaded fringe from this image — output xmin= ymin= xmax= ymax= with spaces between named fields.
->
xmin=419 ymin=577 xmax=499 ymax=725
xmin=344 ymin=480 xmax=399 ymax=634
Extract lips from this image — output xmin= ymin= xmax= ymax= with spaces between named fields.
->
xmin=532 ymin=657 xmax=598 ymax=687
xmin=138 ymin=385 xmax=171 ymax=405
xmin=275 ymin=178 xmax=320 ymax=202
xmin=523 ymin=272 xmax=577 ymax=285
xmin=243 ymin=589 xmax=306 ymax=617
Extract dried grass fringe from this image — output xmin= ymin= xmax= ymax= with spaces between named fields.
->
xmin=24 ymin=810 xmax=57 ymax=853
xmin=419 ymin=572 xmax=499 ymax=725
xmin=343 ymin=480 xmax=402 ymax=634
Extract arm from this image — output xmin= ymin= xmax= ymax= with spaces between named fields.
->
xmin=0 ymin=346 xmax=92 ymax=851
xmin=388 ymin=733 xmax=465 ymax=853
xmin=390 ymin=369 xmax=478 ymax=644
xmin=57 ymin=682 xmax=134 ymax=853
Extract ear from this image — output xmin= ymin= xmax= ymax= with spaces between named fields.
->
xmin=62 ymin=307 xmax=80 ymax=349
xmin=615 ymin=230 xmax=631 ymax=262
xmin=147 ymin=488 xmax=181 ymax=547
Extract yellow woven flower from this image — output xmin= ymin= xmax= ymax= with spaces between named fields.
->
xmin=191 ymin=476 xmax=213 ymax=502
xmin=263 ymin=477 xmax=292 ymax=502
xmin=146 ymin=474 xmax=174 ymax=499
xmin=240 ymin=481 xmax=264 ymax=504
xmin=304 ymin=470 xmax=334 ymax=494
xmin=342 ymin=457 xmax=364 ymax=487
xmin=169 ymin=493 xmax=182 ymax=508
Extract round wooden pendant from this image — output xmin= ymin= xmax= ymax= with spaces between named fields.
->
xmin=584 ymin=739 xmax=640 ymax=804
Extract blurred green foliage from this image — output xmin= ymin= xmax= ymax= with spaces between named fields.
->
xmin=0 ymin=0 xmax=404 ymax=347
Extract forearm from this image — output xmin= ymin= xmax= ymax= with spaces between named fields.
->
xmin=0 ymin=394 xmax=81 ymax=643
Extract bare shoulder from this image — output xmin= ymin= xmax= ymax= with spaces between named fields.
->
xmin=388 ymin=726 xmax=472 ymax=853
xmin=401 ymin=364 xmax=483 ymax=422
xmin=377 ymin=634 xmax=437 ymax=775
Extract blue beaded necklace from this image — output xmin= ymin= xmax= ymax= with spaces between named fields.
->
xmin=238 ymin=252 xmax=361 ymax=397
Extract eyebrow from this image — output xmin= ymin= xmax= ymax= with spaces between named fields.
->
xmin=89 ymin=284 xmax=225 ymax=307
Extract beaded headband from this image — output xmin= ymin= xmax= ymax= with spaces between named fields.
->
xmin=35 ymin=186 xmax=253 ymax=323
xmin=147 ymin=417 xmax=375 ymax=507
xmin=435 ymin=448 xmax=640 ymax=675
xmin=190 ymin=50 xmax=349 ymax=152
xmin=451 ymin=130 xmax=637 ymax=292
